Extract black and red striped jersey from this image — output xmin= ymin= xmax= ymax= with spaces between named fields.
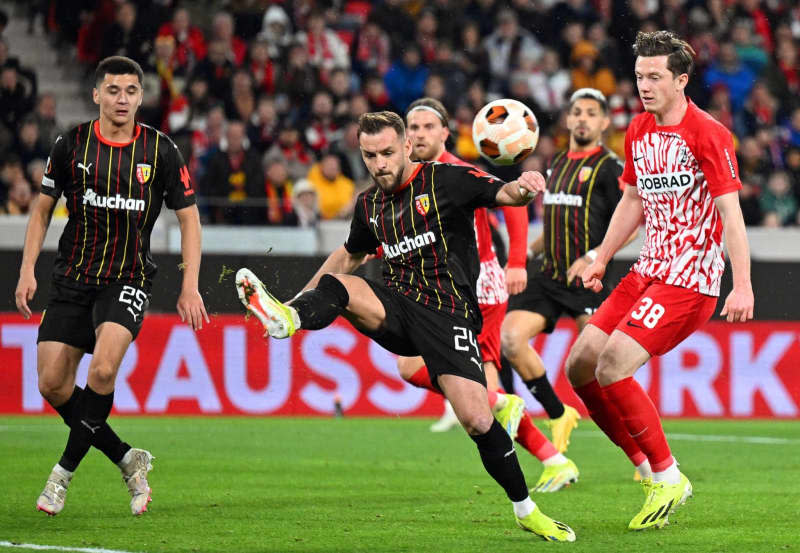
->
xmin=41 ymin=120 xmax=196 ymax=288
xmin=344 ymin=162 xmax=504 ymax=324
xmin=541 ymin=146 xmax=623 ymax=284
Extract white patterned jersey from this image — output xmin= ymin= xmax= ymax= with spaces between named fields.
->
xmin=621 ymin=100 xmax=741 ymax=296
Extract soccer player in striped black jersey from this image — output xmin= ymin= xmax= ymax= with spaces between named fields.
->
xmin=565 ymin=31 xmax=754 ymax=530
xmin=236 ymin=111 xmax=575 ymax=541
xmin=15 ymin=56 xmax=209 ymax=516
xmin=500 ymin=88 xmax=635 ymax=454
xmin=395 ymin=97 xmax=580 ymax=494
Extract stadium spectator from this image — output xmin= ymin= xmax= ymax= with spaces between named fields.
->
xmin=291 ymin=178 xmax=320 ymax=228
xmin=295 ymin=10 xmax=350 ymax=76
xmin=428 ymin=40 xmax=468 ymax=110
xmin=224 ymin=69 xmax=256 ymax=123
xmin=280 ymin=42 xmax=319 ymax=109
xmin=304 ymin=90 xmax=340 ymax=154
xmin=739 ymin=180 xmax=764 ymax=226
xmin=703 ymin=42 xmax=757 ymax=112
xmin=0 ymin=62 xmax=36 ymax=135
xmin=483 ymin=9 xmax=543 ymax=94
xmin=415 ymin=8 xmax=438 ymax=64
xmin=368 ymin=0 xmax=415 ymax=54
xmin=247 ymin=95 xmax=280 ymax=153
xmin=101 ymin=2 xmax=150 ymax=65
xmin=527 ymin=48 xmax=571 ymax=129
xmin=764 ymin=38 xmax=799 ymax=115
xmin=782 ymin=107 xmax=800 ymax=149
xmin=328 ymin=68 xmax=354 ymax=124
xmin=264 ymin=124 xmax=312 ymax=182
xmin=759 ymin=171 xmax=798 ymax=226
xmin=0 ymin=177 xmax=33 ymax=215
xmin=384 ymin=45 xmax=428 ymax=112
xmin=731 ymin=18 xmax=768 ymax=75
xmin=156 ymin=7 xmax=206 ymax=72
xmin=210 ymin=11 xmax=247 ymax=66
xmin=32 ymin=93 xmax=59 ymax=148
xmin=191 ymin=40 xmax=235 ymax=104
xmin=570 ymin=40 xmax=616 ymax=98
xmin=736 ymin=81 xmax=778 ymax=137
xmin=364 ymin=72 xmax=397 ymax=113
xmin=189 ymin=104 xmax=226 ymax=184
xmin=306 ymin=151 xmax=354 ymax=219
xmin=332 ymin=120 xmax=368 ymax=185
xmin=14 ymin=117 xmax=47 ymax=168
xmin=264 ymin=157 xmax=296 ymax=226
xmin=351 ymin=18 xmax=391 ymax=77
xmin=248 ymin=40 xmax=279 ymax=96
xmin=453 ymin=20 xmax=489 ymax=87
xmin=166 ymin=76 xmax=211 ymax=135
xmin=256 ymin=5 xmax=293 ymax=61
xmin=140 ymin=35 xmax=185 ymax=128
xmin=27 ymin=158 xmax=45 ymax=192
xmin=203 ymin=120 xmax=264 ymax=225
xmin=707 ymin=83 xmax=734 ymax=132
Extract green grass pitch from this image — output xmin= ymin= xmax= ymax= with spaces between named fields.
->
xmin=1 ymin=416 xmax=799 ymax=553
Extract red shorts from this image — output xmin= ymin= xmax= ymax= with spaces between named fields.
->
xmin=589 ymin=271 xmax=718 ymax=357
xmin=478 ymin=301 xmax=507 ymax=367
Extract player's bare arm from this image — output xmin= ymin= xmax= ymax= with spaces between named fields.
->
xmin=175 ymin=205 xmax=210 ymax=331
xmin=296 ymin=245 xmax=368 ymax=294
xmin=495 ymin=171 xmax=546 ymax=206
xmin=581 ymin=185 xmax=644 ymax=292
xmin=567 ymin=228 xmax=639 ymax=286
xmin=714 ymin=191 xmax=754 ymax=323
xmin=15 ymin=194 xmax=57 ymax=319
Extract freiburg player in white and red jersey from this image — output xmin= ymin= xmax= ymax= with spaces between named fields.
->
xmin=564 ymin=31 xmax=754 ymax=530
xmin=396 ymin=98 xmax=579 ymax=493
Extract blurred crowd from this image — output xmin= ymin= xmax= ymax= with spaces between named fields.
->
xmin=0 ymin=0 xmax=799 ymax=227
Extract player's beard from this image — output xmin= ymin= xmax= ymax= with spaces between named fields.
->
xmin=573 ymin=131 xmax=596 ymax=147
xmin=372 ymin=162 xmax=405 ymax=193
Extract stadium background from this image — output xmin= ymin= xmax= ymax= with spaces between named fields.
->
xmin=0 ymin=0 xmax=798 ymax=419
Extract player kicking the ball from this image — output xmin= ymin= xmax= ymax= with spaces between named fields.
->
xmin=564 ymin=31 xmax=754 ymax=530
xmin=237 ymin=111 xmax=575 ymax=541
xmin=396 ymin=98 xmax=579 ymax=494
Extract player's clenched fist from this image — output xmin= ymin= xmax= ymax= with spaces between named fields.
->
xmin=580 ymin=260 xmax=606 ymax=293
xmin=518 ymin=171 xmax=546 ymax=199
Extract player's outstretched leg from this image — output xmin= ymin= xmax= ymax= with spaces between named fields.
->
xmin=628 ymin=472 xmax=692 ymax=530
xmin=119 ymin=448 xmax=155 ymax=515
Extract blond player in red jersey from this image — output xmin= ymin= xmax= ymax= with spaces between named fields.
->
xmin=564 ymin=31 xmax=754 ymax=530
xmin=396 ymin=98 xmax=579 ymax=493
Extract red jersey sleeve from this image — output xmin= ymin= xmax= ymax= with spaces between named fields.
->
xmin=501 ymin=205 xmax=529 ymax=268
xmin=620 ymin=120 xmax=637 ymax=187
xmin=697 ymin=123 xmax=742 ymax=198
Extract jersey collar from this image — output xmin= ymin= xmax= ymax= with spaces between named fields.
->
xmin=392 ymin=162 xmax=424 ymax=194
xmin=567 ymin=145 xmax=603 ymax=160
xmin=94 ymin=120 xmax=142 ymax=147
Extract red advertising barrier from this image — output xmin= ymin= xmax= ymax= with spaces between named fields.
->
xmin=1 ymin=313 xmax=799 ymax=417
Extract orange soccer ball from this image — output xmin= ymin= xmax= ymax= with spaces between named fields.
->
xmin=472 ymin=98 xmax=540 ymax=166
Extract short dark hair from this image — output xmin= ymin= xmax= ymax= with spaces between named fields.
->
xmin=406 ymin=97 xmax=450 ymax=129
xmin=95 ymin=56 xmax=144 ymax=85
xmin=633 ymin=30 xmax=696 ymax=78
xmin=357 ymin=111 xmax=405 ymax=140
xmin=569 ymin=88 xmax=609 ymax=114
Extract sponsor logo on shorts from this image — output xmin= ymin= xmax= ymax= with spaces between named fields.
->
xmin=543 ymin=190 xmax=583 ymax=207
xmin=83 ymin=189 xmax=146 ymax=211
xmin=381 ymin=231 xmax=436 ymax=259
xmin=637 ymin=171 xmax=694 ymax=194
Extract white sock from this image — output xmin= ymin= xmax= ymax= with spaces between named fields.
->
xmin=513 ymin=496 xmax=536 ymax=518
xmin=542 ymin=453 xmax=568 ymax=466
xmin=652 ymin=458 xmax=680 ymax=484
xmin=636 ymin=459 xmax=652 ymax=480
xmin=53 ymin=463 xmax=73 ymax=480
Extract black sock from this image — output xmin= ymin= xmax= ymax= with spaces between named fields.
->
xmin=525 ymin=375 xmax=565 ymax=419
xmin=59 ymin=385 xmax=115 ymax=472
xmin=291 ymin=274 xmax=350 ymax=330
xmin=498 ymin=355 xmax=515 ymax=393
xmin=54 ymin=386 xmax=130 ymax=465
xmin=470 ymin=419 xmax=529 ymax=502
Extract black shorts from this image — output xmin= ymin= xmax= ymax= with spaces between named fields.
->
xmin=507 ymin=271 xmax=607 ymax=333
xmin=38 ymin=276 xmax=151 ymax=351
xmin=362 ymin=280 xmax=486 ymax=389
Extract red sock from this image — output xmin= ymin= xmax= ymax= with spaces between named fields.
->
xmin=573 ymin=379 xmax=647 ymax=466
xmin=515 ymin=412 xmax=559 ymax=462
xmin=487 ymin=390 xmax=499 ymax=409
xmin=602 ymin=377 xmax=672 ymax=471
xmin=408 ymin=366 xmax=439 ymax=394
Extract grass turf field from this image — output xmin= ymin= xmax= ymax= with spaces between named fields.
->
xmin=1 ymin=416 xmax=799 ymax=553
